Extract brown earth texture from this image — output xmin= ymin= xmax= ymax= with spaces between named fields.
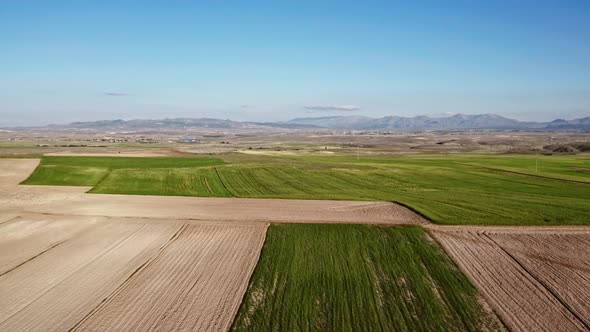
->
xmin=1 ymin=158 xmax=590 ymax=331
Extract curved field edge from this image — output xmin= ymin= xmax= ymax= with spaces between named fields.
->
xmin=20 ymin=154 xmax=590 ymax=226
xmin=232 ymin=224 xmax=503 ymax=332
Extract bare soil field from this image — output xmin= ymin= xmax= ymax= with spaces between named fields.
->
xmin=0 ymin=213 xmax=103 ymax=274
xmin=75 ymin=223 xmax=267 ymax=332
xmin=0 ymin=215 xmax=267 ymax=332
xmin=0 ymin=159 xmax=427 ymax=225
xmin=431 ymin=227 xmax=590 ymax=332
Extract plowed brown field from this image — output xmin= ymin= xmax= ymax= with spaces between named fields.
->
xmin=0 ymin=216 xmax=267 ymax=332
xmin=75 ymin=223 xmax=267 ymax=331
xmin=0 ymin=214 xmax=103 ymax=274
xmin=432 ymin=228 xmax=590 ymax=332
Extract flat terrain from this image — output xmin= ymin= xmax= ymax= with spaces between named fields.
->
xmin=1 ymin=159 xmax=426 ymax=225
xmin=22 ymin=154 xmax=590 ymax=225
xmin=0 ymin=158 xmax=442 ymax=331
xmin=74 ymin=223 xmax=267 ymax=332
xmin=2 ymin=154 xmax=590 ymax=331
xmin=431 ymin=226 xmax=590 ymax=332
xmin=233 ymin=224 xmax=501 ymax=331
xmin=0 ymin=213 xmax=267 ymax=332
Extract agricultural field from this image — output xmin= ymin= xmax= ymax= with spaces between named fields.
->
xmin=22 ymin=153 xmax=590 ymax=225
xmin=432 ymin=227 xmax=590 ymax=331
xmin=2 ymin=152 xmax=590 ymax=331
xmin=233 ymin=224 xmax=500 ymax=331
xmin=0 ymin=214 xmax=267 ymax=332
xmin=22 ymin=156 xmax=224 ymax=186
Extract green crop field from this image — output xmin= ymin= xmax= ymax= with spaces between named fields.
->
xmin=232 ymin=224 xmax=494 ymax=332
xmin=22 ymin=153 xmax=590 ymax=225
xmin=21 ymin=156 xmax=225 ymax=186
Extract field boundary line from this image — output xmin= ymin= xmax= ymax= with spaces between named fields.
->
xmin=0 ymin=216 xmax=22 ymax=226
xmin=69 ymin=222 xmax=188 ymax=331
xmin=482 ymin=233 xmax=590 ymax=330
xmin=86 ymin=167 xmax=114 ymax=193
xmin=0 ymin=240 xmax=67 ymax=278
xmin=426 ymin=230 xmax=511 ymax=331
xmin=460 ymin=163 xmax=590 ymax=186
xmin=229 ymin=223 xmax=270 ymax=330
xmin=391 ymin=200 xmax=434 ymax=224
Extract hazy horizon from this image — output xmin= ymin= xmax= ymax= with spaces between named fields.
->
xmin=2 ymin=1 xmax=589 ymax=126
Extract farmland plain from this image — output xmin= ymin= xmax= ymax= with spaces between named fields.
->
xmin=22 ymin=154 xmax=590 ymax=225
xmin=2 ymin=145 xmax=590 ymax=331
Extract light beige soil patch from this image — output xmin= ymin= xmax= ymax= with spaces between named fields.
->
xmin=490 ymin=232 xmax=590 ymax=328
xmin=29 ymin=195 xmax=427 ymax=224
xmin=0 ymin=159 xmax=89 ymax=210
xmin=0 ymin=159 xmax=40 ymax=186
xmin=75 ymin=223 xmax=267 ymax=331
xmin=0 ymin=214 xmax=104 ymax=274
xmin=432 ymin=228 xmax=590 ymax=332
xmin=0 ymin=219 xmax=183 ymax=332
xmin=0 ymin=220 xmax=139 ymax=322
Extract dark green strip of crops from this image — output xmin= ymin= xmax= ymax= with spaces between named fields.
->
xmin=232 ymin=224 xmax=491 ymax=332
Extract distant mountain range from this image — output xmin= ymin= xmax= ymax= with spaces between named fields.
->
xmin=4 ymin=114 xmax=590 ymax=132
xmin=286 ymin=114 xmax=590 ymax=131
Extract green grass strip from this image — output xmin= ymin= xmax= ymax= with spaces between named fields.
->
xmin=233 ymin=224 xmax=490 ymax=332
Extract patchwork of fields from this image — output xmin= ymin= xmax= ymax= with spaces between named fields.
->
xmin=23 ymin=154 xmax=590 ymax=225
xmin=3 ymin=155 xmax=590 ymax=331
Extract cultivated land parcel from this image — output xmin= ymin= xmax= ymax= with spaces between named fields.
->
xmin=1 ymin=150 xmax=590 ymax=331
xmin=23 ymin=154 xmax=590 ymax=226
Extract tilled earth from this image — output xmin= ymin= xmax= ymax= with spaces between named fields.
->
xmin=1 ymin=159 xmax=589 ymax=331
xmin=430 ymin=226 xmax=590 ymax=332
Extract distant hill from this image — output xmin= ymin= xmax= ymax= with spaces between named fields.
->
xmin=4 ymin=114 xmax=589 ymax=132
xmin=8 ymin=118 xmax=320 ymax=132
xmin=286 ymin=114 xmax=590 ymax=131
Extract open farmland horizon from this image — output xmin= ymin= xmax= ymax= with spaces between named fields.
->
xmin=19 ymin=152 xmax=590 ymax=226
xmin=3 ymin=1 xmax=590 ymax=330
xmin=1 ymin=132 xmax=590 ymax=331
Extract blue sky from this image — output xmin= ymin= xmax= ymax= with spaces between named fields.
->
xmin=1 ymin=1 xmax=589 ymax=126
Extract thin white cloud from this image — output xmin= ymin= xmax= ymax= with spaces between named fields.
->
xmin=105 ymin=92 xmax=129 ymax=96
xmin=304 ymin=105 xmax=361 ymax=112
